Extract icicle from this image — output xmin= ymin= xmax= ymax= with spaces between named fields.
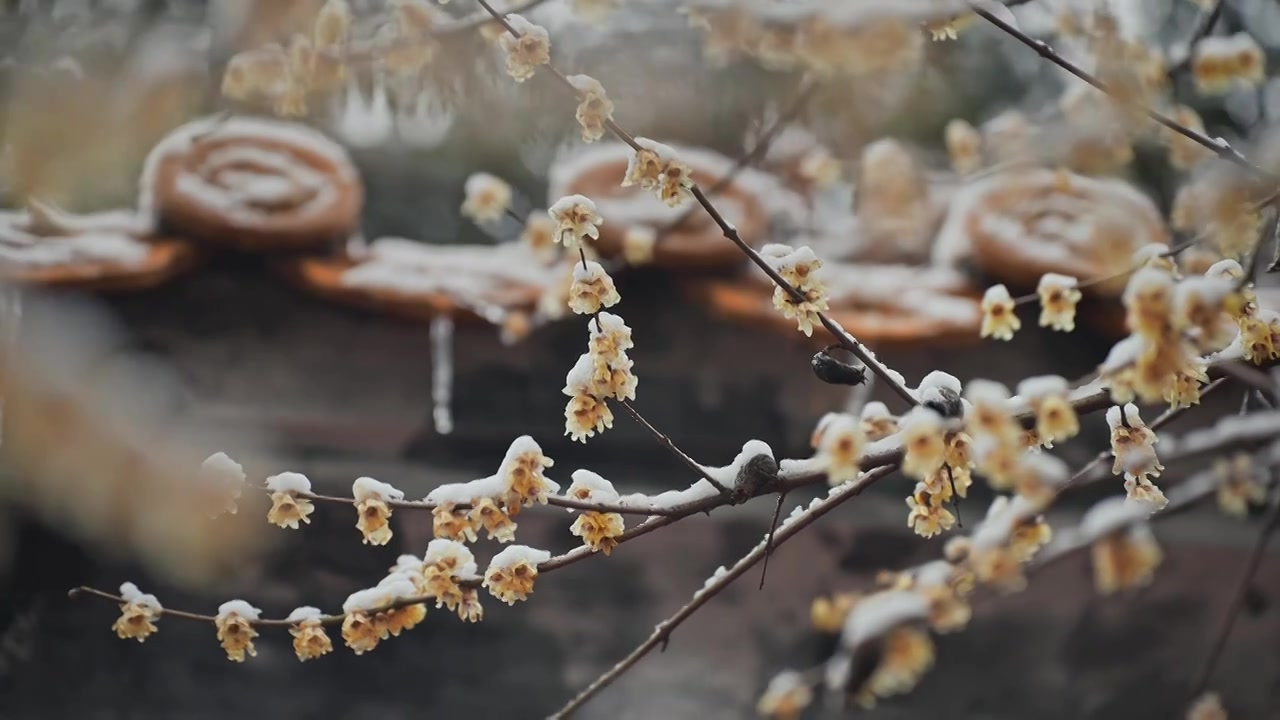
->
xmin=0 ymin=284 xmax=22 ymax=447
xmin=396 ymin=92 xmax=454 ymax=149
xmin=335 ymin=73 xmax=394 ymax=148
xmin=430 ymin=314 xmax=454 ymax=436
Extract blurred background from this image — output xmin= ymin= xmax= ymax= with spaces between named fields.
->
xmin=0 ymin=0 xmax=1277 ymax=717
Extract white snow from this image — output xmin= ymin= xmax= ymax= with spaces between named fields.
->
xmin=700 ymin=439 xmax=775 ymax=489
xmin=285 ymin=606 xmax=324 ymax=623
xmin=216 ymin=599 xmax=262 ymax=620
xmin=119 ymin=582 xmax=162 ymax=611
xmin=424 ymin=474 xmax=506 ymax=506
xmin=352 ymin=476 xmax=405 ymax=503
xmin=840 ymin=590 xmax=929 ymax=648
xmin=1081 ymin=494 xmax=1155 ymax=539
xmin=422 ymin=538 xmax=478 ymax=577
xmin=563 ymin=469 xmax=620 ymax=506
xmin=488 ymin=544 xmax=553 ymax=571
xmin=1016 ymin=375 xmax=1068 ymax=400
xmin=265 ymin=471 xmax=312 ymax=495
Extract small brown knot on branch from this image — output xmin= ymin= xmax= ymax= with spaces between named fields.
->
xmin=812 ymin=344 xmax=868 ymax=387
xmin=733 ymin=452 xmax=780 ymax=504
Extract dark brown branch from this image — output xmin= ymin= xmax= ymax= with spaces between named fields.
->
xmin=1189 ymin=493 xmax=1280 ymax=698
xmin=552 ymin=465 xmax=897 ymax=718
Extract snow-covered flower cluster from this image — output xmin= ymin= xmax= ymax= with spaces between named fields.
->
xmin=1098 ymin=255 xmax=1258 ymax=410
xmin=761 ymin=243 xmax=829 ymax=336
xmin=549 ymin=194 xmax=604 ymax=250
xmin=112 ymin=582 xmax=163 ymax=643
xmin=563 ymin=311 xmax=635 ymax=441
xmin=483 ymin=545 xmax=551 ymax=605
xmin=1191 ymin=33 xmax=1266 ymax=95
xmin=266 ymin=471 xmax=316 ymax=530
xmin=352 ymin=476 xmax=405 ymax=545
xmin=980 ymin=284 xmax=1019 ymax=341
xmin=497 ymin=15 xmax=551 ymax=82
xmin=565 ymin=471 xmax=627 ymax=554
xmin=621 ymin=138 xmax=695 ymax=208
xmin=461 ymin=172 xmax=514 ymax=224
xmin=567 ymin=260 xmax=621 ymax=315
xmin=214 ymin=600 xmax=262 ymax=662
xmin=568 ymin=74 xmax=614 ymax=143
xmin=809 ymin=412 xmax=865 ymax=486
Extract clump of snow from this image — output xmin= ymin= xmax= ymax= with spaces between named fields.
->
xmin=698 ymin=565 xmax=730 ymax=594
xmin=391 ymin=555 xmax=425 ymax=577
xmin=1105 ymin=403 xmax=1144 ymax=429
xmin=216 ymin=600 xmax=262 ymax=621
xmin=1016 ymin=375 xmax=1068 ymax=399
xmin=1081 ymin=495 xmax=1155 ymax=539
xmin=840 ymin=590 xmax=929 ymax=648
xmin=972 ymin=495 xmax=1041 ymax=549
xmin=1100 ymin=334 xmax=1145 ymax=372
xmin=496 ymin=436 xmax=559 ymax=492
xmin=616 ymin=479 xmax=723 ymax=512
xmin=377 ymin=574 xmax=420 ymax=597
xmin=423 ymin=538 xmax=479 ymax=577
xmin=572 ymin=259 xmax=609 ymax=284
xmin=563 ymin=469 xmax=620 ymax=507
xmin=285 ymin=606 xmax=324 ymax=623
xmin=1206 ymin=258 xmax=1244 ymax=279
xmin=899 ymin=405 xmax=943 ymax=434
xmin=343 ymin=587 xmax=392 ymax=613
xmin=488 ymin=545 xmax=552 ymax=571
xmin=760 ymin=244 xmax=822 ymax=274
xmin=424 ymin=474 xmax=505 ymax=506
xmin=911 ymin=560 xmax=955 ymax=589
xmin=1021 ymin=452 xmax=1070 ymax=487
xmin=119 ymin=582 xmax=162 ymax=611
xmin=778 ymin=456 xmax=828 ymax=476
xmin=964 ymin=378 xmax=1012 ymax=405
xmin=861 ymin=401 xmax=892 ymax=420
xmin=701 ymin=439 xmax=775 ymax=488
xmin=1038 ymin=272 xmax=1078 ymax=291
xmin=1176 ymin=412 xmax=1280 ymax=456
xmin=1123 ymin=266 xmax=1175 ymax=304
xmin=265 ymin=471 xmax=312 ymax=494
xmin=983 ymin=283 xmax=1013 ymax=304
xmin=352 ymin=476 xmax=404 ymax=503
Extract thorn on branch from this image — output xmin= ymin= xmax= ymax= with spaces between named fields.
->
xmin=812 ymin=345 xmax=868 ymax=387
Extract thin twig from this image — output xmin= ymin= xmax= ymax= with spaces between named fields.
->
xmin=657 ymin=78 xmax=820 ymax=234
xmin=474 ymin=0 xmax=920 ymax=408
xmin=614 ymin=398 xmax=726 ymax=491
xmin=553 ymin=465 xmax=896 ymax=718
xmin=1189 ymin=492 xmax=1280 ymax=698
xmin=759 ymin=490 xmax=789 ymax=590
xmin=1166 ymin=0 xmax=1226 ymax=78
xmin=436 ymin=0 xmax=554 ymax=36
xmin=973 ymin=7 xmax=1274 ymax=179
